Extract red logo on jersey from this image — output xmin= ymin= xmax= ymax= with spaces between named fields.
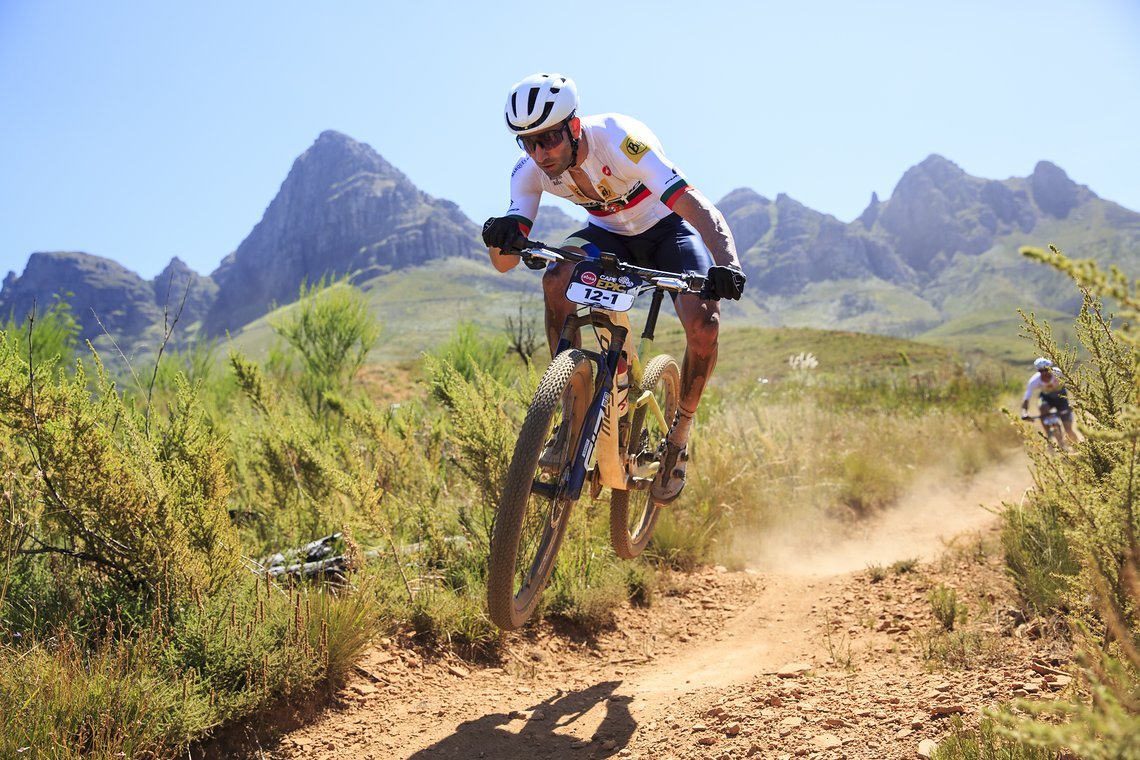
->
xmin=602 ymin=165 xmax=612 ymax=176
xmin=581 ymin=271 xmax=598 ymax=286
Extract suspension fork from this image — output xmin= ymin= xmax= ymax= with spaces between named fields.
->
xmin=548 ymin=311 xmax=629 ymax=499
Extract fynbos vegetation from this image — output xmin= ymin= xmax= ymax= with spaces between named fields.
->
xmin=6 ymin=255 xmax=1136 ymax=756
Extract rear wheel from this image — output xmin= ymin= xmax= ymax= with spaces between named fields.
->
xmin=488 ymin=350 xmax=593 ymax=630
xmin=610 ymin=354 xmax=680 ymax=559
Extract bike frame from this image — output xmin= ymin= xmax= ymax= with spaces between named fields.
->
xmin=524 ymin=243 xmax=699 ymax=502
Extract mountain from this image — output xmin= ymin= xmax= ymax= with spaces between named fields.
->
xmin=203 ymin=130 xmax=483 ymax=334
xmin=722 ymin=155 xmax=1140 ymax=338
xmin=3 ymin=135 xmax=1138 ymax=357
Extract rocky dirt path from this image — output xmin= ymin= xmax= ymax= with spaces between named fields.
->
xmin=254 ymin=457 xmax=1071 ymax=760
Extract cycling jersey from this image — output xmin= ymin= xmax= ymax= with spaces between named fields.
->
xmin=504 ymin=113 xmax=692 ymax=237
xmin=1024 ymin=370 xmax=1072 ymax=414
xmin=1023 ymin=369 xmax=1066 ymax=402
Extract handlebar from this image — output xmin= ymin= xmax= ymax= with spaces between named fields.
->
xmin=516 ymin=239 xmax=708 ymax=296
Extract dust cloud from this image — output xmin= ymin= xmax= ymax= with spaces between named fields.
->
xmin=739 ymin=455 xmax=1035 ymax=576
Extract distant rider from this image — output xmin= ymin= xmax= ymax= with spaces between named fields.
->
xmin=1020 ymin=357 xmax=1078 ymax=445
xmin=481 ymin=72 xmax=746 ymax=504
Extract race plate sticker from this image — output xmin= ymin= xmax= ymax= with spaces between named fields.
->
xmin=565 ymin=261 xmax=641 ymax=312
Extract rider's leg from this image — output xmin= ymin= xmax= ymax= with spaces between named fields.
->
xmin=541 ymin=260 xmax=579 ymax=358
xmin=1061 ymin=412 xmax=1080 ymax=445
xmin=672 ymin=292 xmax=721 ymax=438
xmin=651 ymin=294 xmax=720 ymax=503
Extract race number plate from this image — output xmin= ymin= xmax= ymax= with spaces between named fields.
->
xmin=565 ymin=261 xmax=642 ymax=312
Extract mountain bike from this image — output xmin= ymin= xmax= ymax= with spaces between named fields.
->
xmin=487 ymin=240 xmax=707 ymax=631
xmin=1023 ymin=405 xmax=1068 ymax=452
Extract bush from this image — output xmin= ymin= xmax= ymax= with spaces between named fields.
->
xmin=993 ymin=246 xmax=1140 ymax=757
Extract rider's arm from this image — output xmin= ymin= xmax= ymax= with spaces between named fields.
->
xmin=671 ymin=189 xmax=741 ymax=268
xmin=489 ymin=157 xmax=542 ymax=273
xmin=605 ymin=116 xmax=740 ymax=269
xmin=1021 ymin=375 xmax=1038 ymax=416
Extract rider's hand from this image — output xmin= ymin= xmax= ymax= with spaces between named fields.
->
xmin=702 ymin=265 xmax=747 ymax=301
xmin=482 ymin=217 xmax=524 ymax=252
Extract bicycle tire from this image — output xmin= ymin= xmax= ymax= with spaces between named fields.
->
xmin=488 ymin=349 xmax=593 ymax=630
xmin=610 ymin=354 xmax=680 ymax=560
xmin=1046 ymin=422 xmax=1067 ymax=452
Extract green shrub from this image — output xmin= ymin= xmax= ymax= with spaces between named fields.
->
xmin=992 ymin=246 xmax=1140 ymax=756
xmin=929 ymin=583 xmax=967 ymax=631
xmin=0 ymin=343 xmax=240 ymax=628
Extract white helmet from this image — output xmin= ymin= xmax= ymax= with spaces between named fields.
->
xmin=504 ymin=73 xmax=578 ymax=135
xmin=1034 ymin=357 xmax=1053 ymax=370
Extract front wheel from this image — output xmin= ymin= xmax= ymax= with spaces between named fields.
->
xmin=488 ymin=349 xmax=593 ymax=630
xmin=610 ymin=354 xmax=680 ymax=559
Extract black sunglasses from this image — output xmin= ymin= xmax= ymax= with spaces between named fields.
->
xmin=516 ymin=123 xmax=568 ymax=153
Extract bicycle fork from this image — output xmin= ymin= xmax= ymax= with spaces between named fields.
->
xmin=535 ymin=311 xmax=630 ymax=501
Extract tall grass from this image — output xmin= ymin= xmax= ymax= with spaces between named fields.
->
xmin=976 ymin=246 xmax=1140 ymax=757
xmin=0 ymin=276 xmax=1033 ymax=757
xmin=673 ymin=364 xmax=1021 ymax=569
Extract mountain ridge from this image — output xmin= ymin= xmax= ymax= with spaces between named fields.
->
xmin=2 ymin=132 xmax=1137 ymax=353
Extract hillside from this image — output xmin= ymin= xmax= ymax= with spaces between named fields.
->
xmin=2 ymin=133 xmax=1138 ymax=355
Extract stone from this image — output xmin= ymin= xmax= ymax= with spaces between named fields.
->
xmin=777 ymin=662 xmax=812 ymax=678
xmin=811 ymin=733 xmax=842 ymax=750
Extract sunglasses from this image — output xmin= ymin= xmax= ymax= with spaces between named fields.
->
xmin=516 ymin=123 xmax=568 ymax=153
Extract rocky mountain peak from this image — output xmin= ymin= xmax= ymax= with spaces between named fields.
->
xmin=152 ymin=257 xmax=217 ymax=326
xmin=1030 ymin=160 xmax=1082 ymax=218
xmin=202 ymin=131 xmax=482 ymax=335
xmin=0 ymin=251 xmax=161 ymax=347
xmin=858 ymin=192 xmax=881 ymax=229
xmin=717 ymin=188 xmax=773 ymax=254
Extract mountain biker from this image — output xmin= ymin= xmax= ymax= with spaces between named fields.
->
xmin=482 ymin=72 xmax=747 ymax=504
xmin=1020 ymin=357 xmax=1078 ymax=445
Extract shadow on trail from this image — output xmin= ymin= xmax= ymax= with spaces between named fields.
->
xmin=407 ymin=680 xmax=635 ymax=759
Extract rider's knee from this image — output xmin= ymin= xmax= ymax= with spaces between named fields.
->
xmin=542 ymin=263 xmax=572 ymax=300
xmin=685 ymin=311 xmax=720 ymax=354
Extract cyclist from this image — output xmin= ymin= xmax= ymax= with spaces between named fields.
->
xmin=482 ymin=72 xmax=746 ymax=504
xmin=1020 ymin=357 xmax=1078 ymax=445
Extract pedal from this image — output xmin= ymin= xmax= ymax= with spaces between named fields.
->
xmin=629 ymin=461 xmax=660 ymax=482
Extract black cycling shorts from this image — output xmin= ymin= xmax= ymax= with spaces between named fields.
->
xmin=1039 ymin=391 xmax=1072 ymax=416
xmin=562 ymin=213 xmax=713 ymax=276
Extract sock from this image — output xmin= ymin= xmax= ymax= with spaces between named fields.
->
xmin=668 ymin=406 xmax=696 ymax=446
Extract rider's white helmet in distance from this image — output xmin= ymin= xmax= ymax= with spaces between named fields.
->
xmin=504 ymin=73 xmax=578 ymax=135
xmin=1034 ymin=357 xmax=1053 ymax=370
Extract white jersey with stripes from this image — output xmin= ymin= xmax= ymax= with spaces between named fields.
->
xmin=504 ymin=113 xmax=692 ymax=237
xmin=1023 ymin=369 xmax=1065 ymax=401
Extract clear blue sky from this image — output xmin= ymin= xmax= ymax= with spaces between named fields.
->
xmin=2 ymin=0 xmax=1137 ymax=279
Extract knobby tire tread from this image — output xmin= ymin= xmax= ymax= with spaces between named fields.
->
xmin=610 ymin=354 xmax=680 ymax=560
xmin=488 ymin=349 xmax=592 ymax=630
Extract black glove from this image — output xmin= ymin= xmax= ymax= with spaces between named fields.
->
xmin=482 ymin=217 xmax=524 ymax=252
xmin=702 ymin=265 xmax=747 ymax=301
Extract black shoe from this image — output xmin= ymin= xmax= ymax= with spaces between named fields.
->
xmin=650 ymin=441 xmax=688 ymax=504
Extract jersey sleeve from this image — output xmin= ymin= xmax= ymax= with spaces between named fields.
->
xmin=1023 ymin=375 xmax=1039 ymax=402
xmin=505 ymin=155 xmax=543 ymax=236
xmin=608 ymin=116 xmax=693 ymax=210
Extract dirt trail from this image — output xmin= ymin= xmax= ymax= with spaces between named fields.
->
xmin=261 ymin=456 xmax=1052 ymax=760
